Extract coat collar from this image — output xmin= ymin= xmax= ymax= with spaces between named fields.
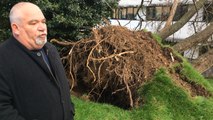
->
xmin=9 ymin=36 xmax=58 ymax=81
xmin=9 ymin=36 xmax=49 ymax=54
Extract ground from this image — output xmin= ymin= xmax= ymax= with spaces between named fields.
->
xmin=52 ymin=25 xmax=211 ymax=109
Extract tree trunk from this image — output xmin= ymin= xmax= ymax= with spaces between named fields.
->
xmin=192 ymin=48 xmax=213 ymax=73
xmin=173 ymin=22 xmax=213 ymax=52
xmin=160 ymin=0 xmax=179 ymax=33
xmin=158 ymin=0 xmax=206 ymax=40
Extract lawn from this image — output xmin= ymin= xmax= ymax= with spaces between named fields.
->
xmin=72 ymin=64 xmax=213 ymax=120
xmin=71 ymin=35 xmax=213 ymax=120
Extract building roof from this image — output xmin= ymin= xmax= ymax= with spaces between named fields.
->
xmin=118 ymin=0 xmax=197 ymax=7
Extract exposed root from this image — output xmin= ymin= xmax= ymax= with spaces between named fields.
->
xmin=51 ymin=25 xmax=211 ymax=109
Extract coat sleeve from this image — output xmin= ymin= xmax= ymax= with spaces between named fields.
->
xmin=0 ymin=73 xmax=25 ymax=120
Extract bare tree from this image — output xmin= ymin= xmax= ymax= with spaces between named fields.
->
xmin=114 ymin=0 xmax=212 ymax=74
xmin=192 ymin=48 xmax=213 ymax=73
xmin=173 ymin=22 xmax=213 ymax=53
xmin=158 ymin=0 xmax=206 ymax=40
xmin=155 ymin=0 xmax=212 ymax=74
xmin=160 ymin=0 xmax=179 ymax=33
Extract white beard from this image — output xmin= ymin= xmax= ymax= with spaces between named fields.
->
xmin=35 ymin=37 xmax=47 ymax=46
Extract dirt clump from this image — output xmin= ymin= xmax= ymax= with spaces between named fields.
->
xmin=51 ymin=25 xmax=210 ymax=109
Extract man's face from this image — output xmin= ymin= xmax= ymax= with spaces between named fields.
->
xmin=13 ymin=5 xmax=47 ymax=50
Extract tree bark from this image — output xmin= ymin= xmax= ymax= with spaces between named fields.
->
xmin=192 ymin=48 xmax=213 ymax=73
xmin=173 ymin=22 xmax=213 ymax=52
xmin=158 ymin=0 xmax=206 ymax=40
xmin=160 ymin=0 xmax=179 ymax=33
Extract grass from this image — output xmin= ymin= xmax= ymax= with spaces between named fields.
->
xmin=180 ymin=62 xmax=213 ymax=93
xmin=72 ymin=66 xmax=213 ymax=120
xmin=208 ymin=78 xmax=213 ymax=86
xmin=72 ymin=35 xmax=213 ymax=120
xmin=73 ymin=97 xmax=132 ymax=120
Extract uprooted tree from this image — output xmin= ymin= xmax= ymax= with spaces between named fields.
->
xmin=49 ymin=0 xmax=213 ymax=109
xmin=47 ymin=0 xmax=213 ymax=109
xmin=114 ymin=0 xmax=213 ymax=75
xmin=51 ymin=26 xmax=211 ymax=109
xmin=157 ymin=0 xmax=213 ymax=73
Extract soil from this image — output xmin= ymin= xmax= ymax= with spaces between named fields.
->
xmin=52 ymin=25 xmax=212 ymax=109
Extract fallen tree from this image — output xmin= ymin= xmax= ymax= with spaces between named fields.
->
xmin=51 ymin=25 xmax=211 ymax=109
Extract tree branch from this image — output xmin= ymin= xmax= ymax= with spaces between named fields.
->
xmin=158 ymin=0 xmax=206 ymax=40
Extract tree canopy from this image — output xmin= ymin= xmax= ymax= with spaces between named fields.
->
xmin=0 ymin=0 xmax=118 ymax=42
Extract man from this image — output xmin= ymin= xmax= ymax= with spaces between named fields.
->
xmin=0 ymin=2 xmax=74 ymax=120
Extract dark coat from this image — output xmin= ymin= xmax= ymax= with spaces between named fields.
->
xmin=0 ymin=36 xmax=74 ymax=120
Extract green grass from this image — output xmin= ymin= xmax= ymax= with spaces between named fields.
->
xmin=134 ymin=69 xmax=213 ymax=120
xmin=207 ymin=78 xmax=213 ymax=86
xmin=72 ymin=35 xmax=213 ymax=120
xmin=72 ymin=68 xmax=213 ymax=120
xmin=73 ymin=97 xmax=132 ymax=120
xmin=152 ymin=33 xmax=163 ymax=45
xmin=180 ymin=62 xmax=213 ymax=93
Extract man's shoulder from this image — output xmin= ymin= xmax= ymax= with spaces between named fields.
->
xmin=45 ymin=42 xmax=58 ymax=52
xmin=0 ymin=39 xmax=8 ymax=48
xmin=45 ymin=42 xmax=55 ymax=48
xmin=0 ymin=39 xmax=12 ymax=66
xmin=1 ymin=36 xmax=17 ymax=50
xmin=0 ymin=38 xmax=12 ymax=53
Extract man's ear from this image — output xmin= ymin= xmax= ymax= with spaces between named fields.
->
xmin=11 ymin=23 xmax=20 ymax=35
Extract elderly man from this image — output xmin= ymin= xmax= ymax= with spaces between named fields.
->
xmin=0 ymin=2 xmax=74 ymax=120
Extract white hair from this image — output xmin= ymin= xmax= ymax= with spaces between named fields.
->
xmin=9 ymin=2 xmax=39 ymax=24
